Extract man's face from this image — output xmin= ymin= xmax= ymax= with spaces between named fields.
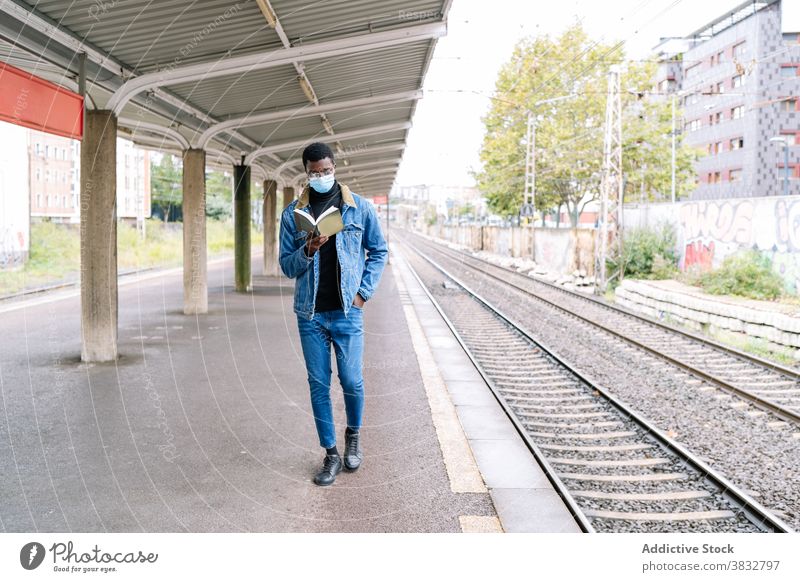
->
xmin=306 ymin=157 xmax=335 ymax=178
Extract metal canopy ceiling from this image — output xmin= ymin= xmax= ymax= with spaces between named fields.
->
xmin=0 ymin=0 xmax=452 ymax=196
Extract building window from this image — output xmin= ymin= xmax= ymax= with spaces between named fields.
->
xmin=781 ymin=65 xmax=798 ymax=78
xmin=729 ymin=169 xmax=742 ymax=182
xmin=732 ymin=42 xmax=746 ymax=58
xmin=36 ymin=194 xmax=42 ymax=207
xmin=35 ymin=168 xmax=41 ymax=181
xmin=781 ymin=98 xmax=798 ymax=112
xmin=730 ymin=137 xmax=744 ymax=150
xmin=45 ymin=169 xmax=50 ymax=182
xmin=687 ymin=119 xmax=702 ymax=132
xmin=779 ymin=166 xmax=793 ymax=180
xmin=732 ymin=74 xmax=744 ymax=88
xmin=716 ymin=81 xmax=725 ymax=94
xmin=34 ymin=143 xmax=41 ymax=155
xmin=708 ymin=172 xmax=722 ymax=184
xmin=45 ymin=145 xmax=49 ymax=158
xmin=714 ymin=112 xmax=722 ymax=124
xmin=782 ymin=133 xmax=800 ymax=146
xmin=686 ymin=63 xmax=700 ymax=79
xmin=731 ymin=106 xmax=744 ymax=119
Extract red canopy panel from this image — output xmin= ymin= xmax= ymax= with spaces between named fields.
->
xmin=0 ymin=61 xmax=83 ymax=140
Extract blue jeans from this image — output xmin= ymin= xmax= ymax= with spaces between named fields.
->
xmin=296 ymin=307 xmax=364 ymax=449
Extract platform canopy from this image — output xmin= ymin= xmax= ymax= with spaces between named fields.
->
xmin=0 ymin=0 xmax=451 ymax=193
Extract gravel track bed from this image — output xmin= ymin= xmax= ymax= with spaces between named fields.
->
xmin=590 ymin=517 xmax=758 ymax=533
xmin=402 ymin=246 xmax=770 ymax=532
xmin=576 ymin=494 xmax=743 ymax=515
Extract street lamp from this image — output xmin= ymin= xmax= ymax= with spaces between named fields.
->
xmin=769 ymin=135 xmax=790 ymax=196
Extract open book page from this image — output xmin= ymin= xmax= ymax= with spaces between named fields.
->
xmin=293 ymin=206 xmax=344 ymax=237
xmin=316 ymin=206 xmax=344 ymax=236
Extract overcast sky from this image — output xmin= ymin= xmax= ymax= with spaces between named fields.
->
xmin=395 ymin=0 xmax=750 ymax=188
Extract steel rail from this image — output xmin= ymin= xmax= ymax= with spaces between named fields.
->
xmin=408 ymin=233 xmax=800 ymax=426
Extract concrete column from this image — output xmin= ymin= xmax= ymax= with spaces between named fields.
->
xmin=183 ymin=149 xmax=207 ymax=313
xmin=262 ymin=179 xmax=278 ymax=276
xmin=80 ymin=110 xmax=118 ymax=362
xmin=282 ymin=186 xmax=295 ymax=209
xmin=233 ymin=164 xmax=251 ymax=292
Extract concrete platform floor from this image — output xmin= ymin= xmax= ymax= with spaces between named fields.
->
xmin=0 ymin=253 xmax=499 ymax=532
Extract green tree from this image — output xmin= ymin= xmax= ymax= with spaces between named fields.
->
xmin=475 ymin=22 xmax=698 ymax=225
xmin=206 ymin=169 xmax=233 ymax=220
xmin=150 ymin=153 xmax=182 ymax=221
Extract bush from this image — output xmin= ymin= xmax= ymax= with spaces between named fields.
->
xmin=618 ymin=223 xmax=679 ymax=280
xmin=697 ymin=250 xmax=783 ymax=300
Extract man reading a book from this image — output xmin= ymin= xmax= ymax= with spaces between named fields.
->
xmin=279 ymin=142 xmax=388 ymax=486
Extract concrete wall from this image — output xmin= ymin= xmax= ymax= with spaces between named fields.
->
xmin=616 ymin=279 xmax=800 ymax=356
xmin=420 ymin=224 xmax=596 ymax=276
xmin=425 ymin=224 xmax=534 ymax=258
xmin=624 ymin=195 xmax=800 ymax=292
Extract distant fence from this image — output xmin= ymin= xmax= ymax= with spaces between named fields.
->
xmin=417 ymin=224 xmax=596 ymax=276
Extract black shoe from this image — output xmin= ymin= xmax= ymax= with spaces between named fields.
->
xmin=313 ymin=453 xmax=342 ymax=486
xmin=343 ymin=429 xmax=363 ymax=471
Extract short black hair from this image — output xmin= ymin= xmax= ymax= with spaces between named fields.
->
xmin=302 ymin=142 xmax=335 ymax=168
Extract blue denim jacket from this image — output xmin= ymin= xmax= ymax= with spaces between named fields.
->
xmin=279 ymin=183 xmax=388 ymax=319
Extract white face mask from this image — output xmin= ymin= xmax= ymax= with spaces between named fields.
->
xmin=309 ymin=173 xmax=335 ymax=193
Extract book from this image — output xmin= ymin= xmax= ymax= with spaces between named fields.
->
xmin=293 ymin=205 xmax=344 ymax=237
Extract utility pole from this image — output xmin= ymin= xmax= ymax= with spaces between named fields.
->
xmin=524 ymin=111 xmax=536 ymax=224
xmin=523 ymin=95 xmax=576 ymax=226
xmin=595 ymin=65 xmax=624 ymax=294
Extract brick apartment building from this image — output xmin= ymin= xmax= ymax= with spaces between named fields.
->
xmin=28 ymin=129 xmax=151 ymax=223
xmin=654 ymin=0 xmax=799 ymax=200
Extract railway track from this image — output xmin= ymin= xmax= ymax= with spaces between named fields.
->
xmin=405 ymin=232 xmax=800 ymax=426
xmin=398 ymin=241 xmax=793 ymax=533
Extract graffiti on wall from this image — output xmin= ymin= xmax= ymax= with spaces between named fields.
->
xmin=0 ymin=226 xmax=25 ymax=269
xmin=679 ymin=200 xmax=754 ymax=269
xmin=625 ymin=195 xmax=800 ymax=293
xmin=769 ymin=200 xmax=800 ymax=293
xmin=775 ymin=199 xmax=800 ymax=252
xmin=668 ymin=196 xmax=800 ymax=293
xmin=683 ymin=240 xmax=715 ymax=271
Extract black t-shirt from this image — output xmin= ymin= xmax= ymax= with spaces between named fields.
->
xmin=307 ymin=182 xmax=343 ymax=312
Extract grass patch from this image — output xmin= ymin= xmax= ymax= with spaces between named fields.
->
xmin=710 ymin=328 xmax=797 ymax=367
